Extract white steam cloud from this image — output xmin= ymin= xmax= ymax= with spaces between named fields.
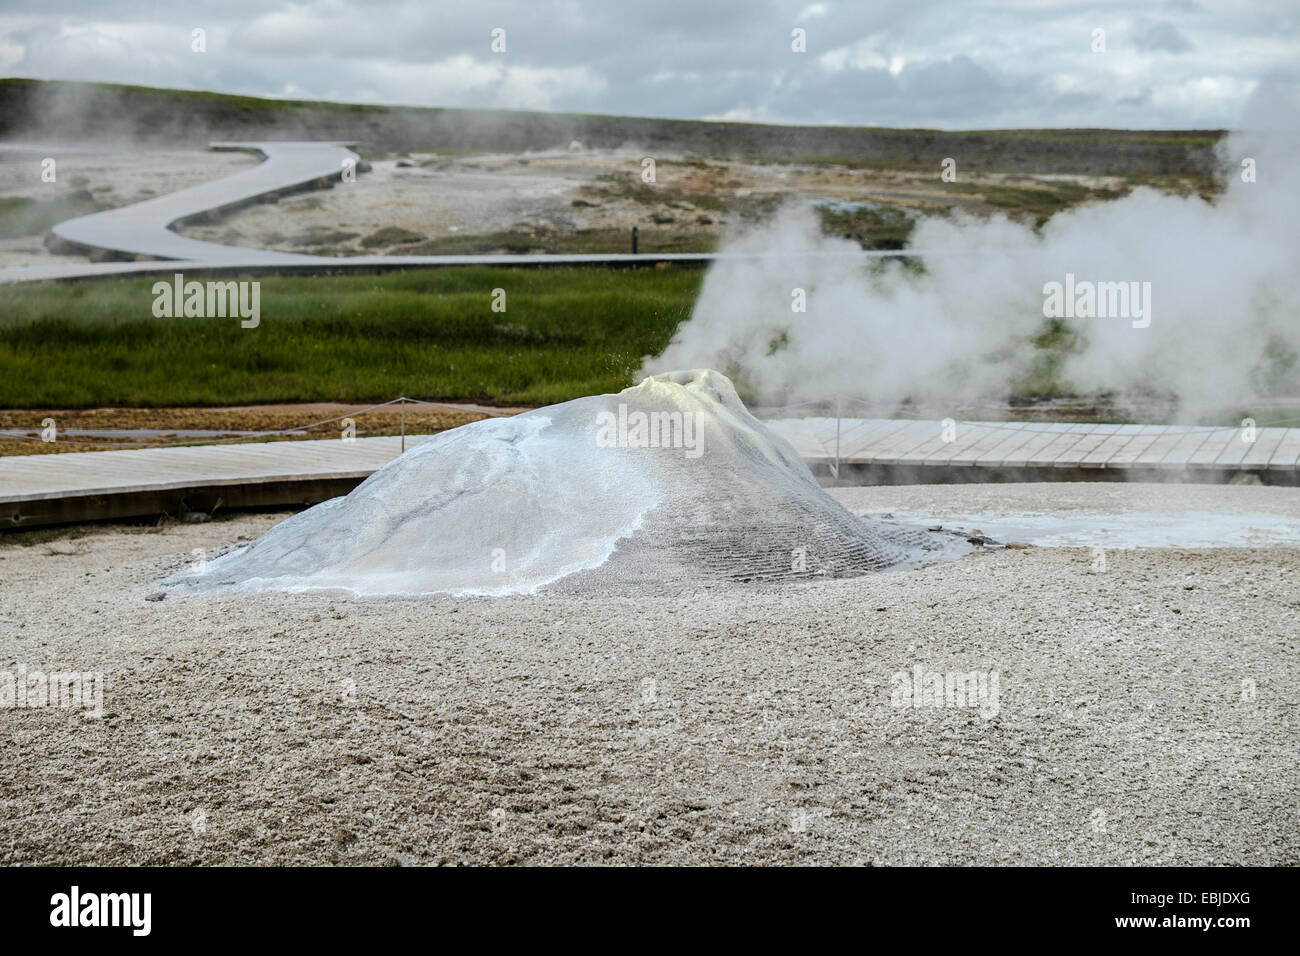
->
xmin=644 ymin=83 xmax=1300 ymax=421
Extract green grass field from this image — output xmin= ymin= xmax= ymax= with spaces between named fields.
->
xmin=0 ymin=267 xmax=702 ymax=407
xmin=7 ymin=266 xmax=1290 ymax=418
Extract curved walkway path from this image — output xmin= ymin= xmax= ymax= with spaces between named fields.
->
xmin=0 ymin=141 xmax=922 ymax=284
xmin=46 ymin=141 xmax=358 ymax=265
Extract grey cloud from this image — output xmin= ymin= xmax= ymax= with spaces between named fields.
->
xmin=2 ymin=0 xmax=1296 ymax=128
xmin=1134 ymin=21 xmax=1194 ymax=53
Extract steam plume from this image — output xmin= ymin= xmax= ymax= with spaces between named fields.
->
xmin=644 ymin=83 xmax=1300 ymax=421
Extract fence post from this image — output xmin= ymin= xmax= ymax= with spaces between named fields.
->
xmin=833 ymin=396 xmax=841 ymax=480
xmin=400 ymin=398 xmax=406 ymax=453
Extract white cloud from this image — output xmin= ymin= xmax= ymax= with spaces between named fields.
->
xmin=702 ymin=106 xmax=774 ymax=123
xmin=495 ymin=64 xmax=605 ymax=111
xmin=818 ymin=36 xmax=890 ymax=73
xmin=1150 ymin=74 xmax=1257 ymax=114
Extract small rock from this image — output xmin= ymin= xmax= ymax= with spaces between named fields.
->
xmin=182 ymin=512 xmax=209 ymax=524
xmin=144 ymin=591 xmax=166 ymax=602
xmin=928 ymin=525 xmax=943 ymax=532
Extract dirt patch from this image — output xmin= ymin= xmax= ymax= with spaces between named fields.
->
xmin=0 ymin=402 xmax=525 ymax=456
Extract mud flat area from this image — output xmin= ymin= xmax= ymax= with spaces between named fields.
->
xmin=0 ymin=483 xmax=1294 ymax=865
xmin=176 ymin=147 xmax=1138 ymax=258
xmin=0 ymin=140 xmax=1141 ymax=266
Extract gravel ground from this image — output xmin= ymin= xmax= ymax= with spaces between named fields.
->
xmin=1 ymin=484 xmax=1296 ymax=866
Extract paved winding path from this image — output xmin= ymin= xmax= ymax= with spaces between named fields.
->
xmin=0 ymin=141 xmax=919 ymax=283
xmin=47 ymin=141 xmax=360 ymax=265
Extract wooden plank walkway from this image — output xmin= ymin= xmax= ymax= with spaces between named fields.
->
xmin=766 ymin=418 xmax=1299 ymax=480
xmin=2 ymin=420 xmax=1296 ymax=528
xmin=0 ymin=436 xmax=430 ymax=528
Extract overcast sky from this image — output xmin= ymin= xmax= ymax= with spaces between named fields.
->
xmin=1 ymin=1 xmax=1296 ymax=129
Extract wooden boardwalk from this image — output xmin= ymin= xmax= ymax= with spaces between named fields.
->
xmin=765 ymin=418 xmax=1300 ymax=481
xmin=0 ymin=436 xmax=430 ymax=528
xmin=2 ymin=420 xmax=1296 ymax=528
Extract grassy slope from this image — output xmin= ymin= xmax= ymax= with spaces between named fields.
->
xmin=0 ymin=268 xmax=701 ymax=407
xmin=0 ymin=79 xmax=1223 ymax=176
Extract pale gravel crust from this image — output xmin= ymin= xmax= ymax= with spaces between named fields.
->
xmin=0 ymin=484 xmax=1296 ymax=866
xmin=0 ymin=148 xmax=259 ymax=268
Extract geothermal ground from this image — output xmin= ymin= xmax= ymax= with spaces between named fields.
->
xmin=0 ymin=146 xmax=259 ymax=268
xmin=1 ymin=482 xmax=1294 ymax=865
xmin=0 ymin=140 xmax=1173 ymax=268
